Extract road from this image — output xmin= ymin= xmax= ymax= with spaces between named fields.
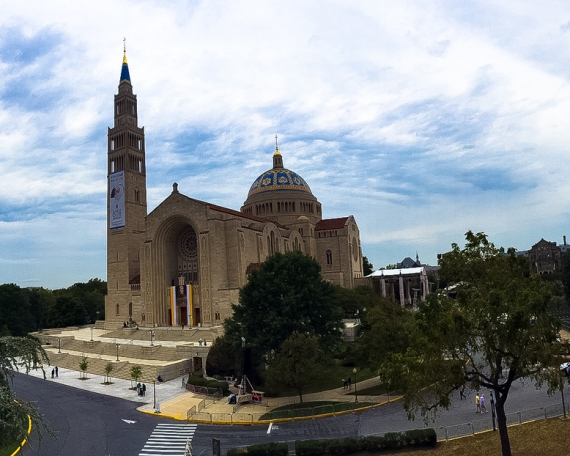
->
xmin=12 ymin=372 xmax=567 ymax=455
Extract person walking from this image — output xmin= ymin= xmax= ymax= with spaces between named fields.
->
xmin=51 ymin=368 xmax=54 ymax=379
xmin=348 ymin=377 xmax=352 ymax=390
xmin=459 ymin=386 xmax=466 ymax=400
xmin=142 ymin=383 xmax=146 ymax=396
xmin=475 ymin=393 xmax=481 ymax=413
xmin=55 ymin=366 xmax=58 ymax=377
xmin=480 ymin=394 xmax=487 ymax=413
xmin=342 ymin=377 xmax=347 ymax=389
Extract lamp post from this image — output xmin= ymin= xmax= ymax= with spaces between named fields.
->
xmin=116 ymin=343 xmax=120 ymax=362
xmin=153 ymin=380 xmax=156 ymax=411
xmin=58 ymin=338 xmax=61 ymax=354
xmin=353 ymin=367 xmax=358 ymax=403
xmin=240 ymin=337 xmax=246 ymax=395
xmin=90 ymin=326 xmax=93 ymax=342
xmin=560 ymin=374 xmax=567 ymax=419
xmin=489 ymin=390 xmax=496 ymax=431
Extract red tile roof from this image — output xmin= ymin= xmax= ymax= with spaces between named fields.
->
xmin=315 ymin=217 xmax=349 ymax=231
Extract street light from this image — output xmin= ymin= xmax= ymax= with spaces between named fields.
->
xmin=58 ymin=338 xmax=61 ymax=354
xmin=489 ymin=391 xmax=496 ymax=431
xmin=353 ymin=367 xmax=358 ymax=403
xmin=90 ymin=326 xmax=93 ymax=342
xmin=560 ymin=373 xmax=567 ymax=419
xmin=116 ymin=343 xmax=120 ymax=362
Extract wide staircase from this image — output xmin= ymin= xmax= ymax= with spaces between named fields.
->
xmin=34 ymin=323 xmax=222 ymax=383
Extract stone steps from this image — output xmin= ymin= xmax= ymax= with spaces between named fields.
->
xmin=45 ymin=351 xmax=191 ymax=383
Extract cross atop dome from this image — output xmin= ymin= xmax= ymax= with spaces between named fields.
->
xmin=273 ymin=135 xmax=283 ymax=169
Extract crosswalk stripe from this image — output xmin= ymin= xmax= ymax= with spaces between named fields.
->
xmin=139 ymin=423 xmax=197 ymax=456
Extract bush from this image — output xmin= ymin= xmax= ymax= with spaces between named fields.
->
xmin=227 ymin=442 xmax=288 ymax=456
xmin=206 ymin=379 xmax=230 ymax=395
xmin=295 ymin=429 xmax=436 ymax=455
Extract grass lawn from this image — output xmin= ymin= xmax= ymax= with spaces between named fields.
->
xmin=346 ymin=383 xmax=401 ymax=396
xmin=374 ymin=417 xmax=570 ymax=456
xmin=263 ymin=359 xmax=377 ymax=397
xmin=0 ymin=442 xmax=20 ymax=456
xmin=259 ymin=400 xmax=376 ymax=420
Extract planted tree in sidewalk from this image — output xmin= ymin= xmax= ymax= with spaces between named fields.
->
xmin=130 ymin=365 xmax=142 ymax=388
xmin=79 ymin=357 xmax=89 ymax=379
xmin=104 ymin=362 xmax=114 ymax=384
xmin=266 ymin=332 xmax=321 ymax=404
xmin=381 ymin=231 xmax=565 ymax=456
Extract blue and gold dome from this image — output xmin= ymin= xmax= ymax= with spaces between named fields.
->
xmin=247 ymin=138 xmax=313 ymax=197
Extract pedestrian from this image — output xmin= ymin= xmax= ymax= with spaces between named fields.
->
xmin=182 ymin=377 xmax=186 ymax=388
xmin=480 ymin=394 xmax=487 ymax=413
xmin=475 ymin=393 xmax=480 ymax=413
xmin=142 ymin=383 xmax=146 ymax=396
xmin=137 ymin=382 xmax=141 ymax=395
xmin=348 ymin=377 xmax=352 ymax=390
xmin=51 ymin=368 xmax=54 ymax=379
xmin=459 ymin=386 xmax=466 ymax=400
xmin=342 ymin=377 xmax=347 ymax=389
xmin=55 ymin=366 xmax=58 ymax=377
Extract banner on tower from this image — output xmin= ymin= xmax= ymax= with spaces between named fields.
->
xmin=109 ymin=171 xmax=125 ymax=229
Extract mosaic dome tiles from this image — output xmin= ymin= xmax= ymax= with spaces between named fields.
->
xmin=248 ymin=168 xmax=313 ymax=197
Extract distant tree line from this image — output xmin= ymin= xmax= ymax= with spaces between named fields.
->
xmin=0 ymin=279 xmax=106 ymax=336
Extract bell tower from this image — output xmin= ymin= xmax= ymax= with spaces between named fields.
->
xmin=106 ymin=43 xmax=147 ymax=325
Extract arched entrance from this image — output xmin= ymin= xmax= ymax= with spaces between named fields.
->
xmin=154 ymin=217 xmax=201 ymax=327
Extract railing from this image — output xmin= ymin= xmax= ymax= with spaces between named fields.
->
xmin=423 ymin=402 xmax=570 ymax=441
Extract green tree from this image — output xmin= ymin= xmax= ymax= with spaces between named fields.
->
xmin=0 ymin=335 xmax=52 ymax=447
xmin=49 ymin=293 xmax=86 ymax=328
xmin=225 ymin=251 xmax=344 ymax=355
xmin=363 ymin=256 xmax=374 ymax=276
xmin=104 ymin=362 xmax=114 ymax=384
xmin=0 ymin=284 xmax=32 ymax=337
xmin=79 ymin=357 xmax=89 ymax=379
xmin=266 ymin=332 xmax=321 ymax=404
xmin=333 ymin=285 xmax=378 ymax=319
xmin=357 ymin=297 xmax=411 ymax=369
xmin=561 ymin=251 xmax=570 ymax=304
xmin=27 ymin=288 xmax=54 ymax=332
xmin=381 ymin=231 xmax=564 ymax=456
xmin=205 ymin=335 xmax=241 ymax=378
xmin=130 ymin=365 xmax=142 ymax=388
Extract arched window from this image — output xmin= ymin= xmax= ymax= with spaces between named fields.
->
xmin=115 ymin=304 xmax=120 ymax=316
xmin=326 ymin=250 xmax=333 ymax=265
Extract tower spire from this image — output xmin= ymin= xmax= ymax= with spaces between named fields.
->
xmin=272 ymin=134 xmax=283 ymax=169
xmin=120 ymin=38 xmax=131 ymax=82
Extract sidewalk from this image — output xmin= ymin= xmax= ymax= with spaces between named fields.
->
xmin=22 ymin=365 xmax=395 ymax=422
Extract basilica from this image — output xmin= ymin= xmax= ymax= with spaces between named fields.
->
xmin=106 ymin=52 xmax=364 ymax=328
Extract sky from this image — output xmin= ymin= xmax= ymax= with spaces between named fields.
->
xmin=1 ymin=1 xmax=570 ymax=289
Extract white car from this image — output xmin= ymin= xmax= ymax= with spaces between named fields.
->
xmin=560 ymin=362 xmax=570 ymax=376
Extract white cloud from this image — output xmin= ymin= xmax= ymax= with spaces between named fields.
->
xmin=1 ymin=0 xmax=570 ymax=286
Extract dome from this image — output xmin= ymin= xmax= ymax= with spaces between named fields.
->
xmin=247 ymin=137 xmax=313 ymax=198
xmin=247 ymin=167 xmax=312 ymax=198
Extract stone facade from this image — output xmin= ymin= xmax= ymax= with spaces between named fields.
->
xmin=106 ymin=54 xmax=364 ymax=328
xmin=528 ymin=238 xmax=563 ymax=274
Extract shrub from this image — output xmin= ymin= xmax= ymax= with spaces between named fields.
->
xmin=227 ymin=442 xmax=288 ymax=456
xmin=205 ymin=379 xmax=230 ymax=395
xmin=295 ymin=429 xmax=436 ymax=455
